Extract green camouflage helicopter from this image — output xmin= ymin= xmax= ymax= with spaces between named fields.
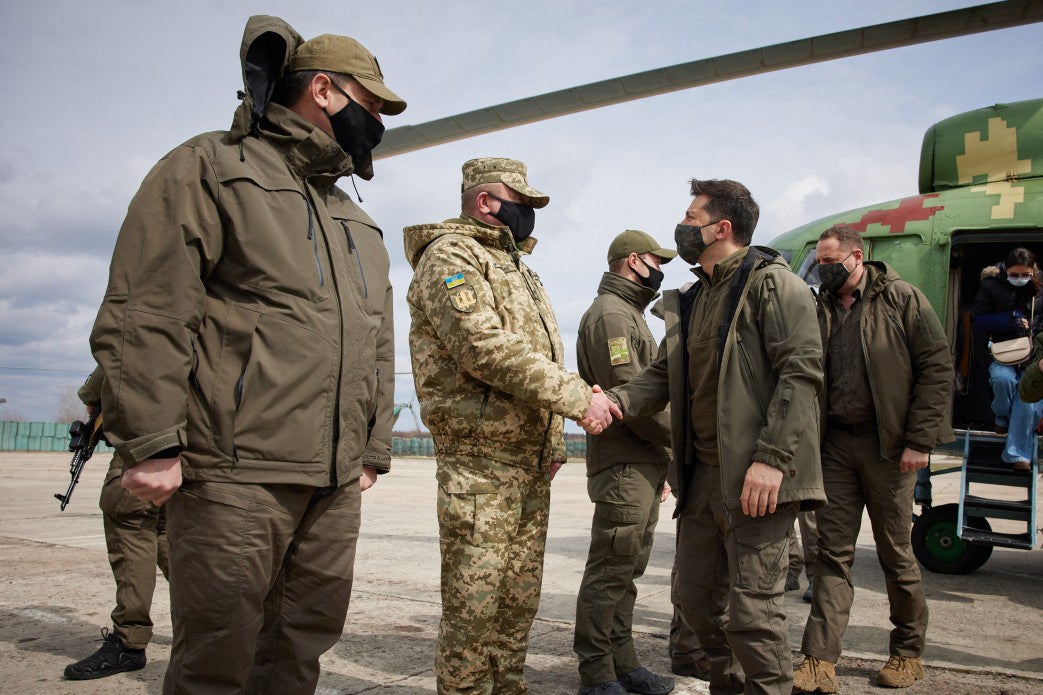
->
xmin=770 ymin=97 xmax=1043 ymax=574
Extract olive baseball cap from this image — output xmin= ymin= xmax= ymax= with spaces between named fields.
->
xmin=461 ymin=157 xmax=549 ymax=208
xmin=607 ymin=230 xmax=678 ymax=263
xmin=288 ymin=34 xmax=407 ymax=116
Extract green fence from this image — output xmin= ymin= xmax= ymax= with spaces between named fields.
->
xmin=0 ymin=421 xmax=113 ymax=453
xmin=1 ymin=421 xmax=587 ymax=458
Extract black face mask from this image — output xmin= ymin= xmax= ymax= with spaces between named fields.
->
xmin=674 ymin=222 xmax=716 ymax=266
xmin=325 ymin=82 xmax=385 ymax=168
xmin=818 ymin=252 xmax=854 ymax=293
xmin=489 ymin=195 xmax=536 ymax=243
xmin=635 ymin=256 xmax=664 ymax=292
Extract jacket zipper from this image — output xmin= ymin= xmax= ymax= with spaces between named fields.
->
xmin=303 ymin=181 xmax=342 ymax=487
xmin=858 ymin=300 xmax=885 ymax=461
xmin=342 ymin=221 xmax=368 ymax=299
xmin=306 ymin=198 xmax=324 ymax=287
xmin=518 ymin=259 xmax=554 ymax=469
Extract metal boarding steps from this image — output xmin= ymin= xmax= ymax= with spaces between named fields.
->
xmin=956 ymin=430 xmax=1038 ymax=551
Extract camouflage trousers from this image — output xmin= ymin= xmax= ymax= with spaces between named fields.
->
xmin=100 ymin=454 xmax=169 ymax=650
xmin=435 ymin=457 xmax=551 ymax=695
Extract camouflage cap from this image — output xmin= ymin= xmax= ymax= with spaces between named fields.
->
xmin=461 ymin=158 xmax=549 ymax=208
xmin=607 ymin=229 xmax=677 ymax=263
xmin=288 ymin=34 xmax=407 ymax=116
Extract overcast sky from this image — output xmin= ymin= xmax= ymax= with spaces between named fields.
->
xmin=1 ymin=1 xmax=1041 ymax=423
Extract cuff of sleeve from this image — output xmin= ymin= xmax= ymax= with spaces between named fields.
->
xmin=905 ymin=442 xmax=933 ymax=454
xmin=118 ymin=430 xmax=185 ymax=466
xmin=363 ymin=451 xmax=391 ymax=474
xmin=753 ymin=449 xmax=788 ymax=473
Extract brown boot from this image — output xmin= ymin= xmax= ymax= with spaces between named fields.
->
xmin=876 ymin=655 xmax=924 ymax=688
xmin=792 ymin=655 xmax=838 ymax=693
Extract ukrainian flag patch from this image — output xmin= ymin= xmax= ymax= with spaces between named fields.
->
xmin=444 ymin=273 xmax=466 ymax=289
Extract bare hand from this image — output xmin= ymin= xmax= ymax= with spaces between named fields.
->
xmin=580 ymin=385 xmax=621 ymax=435
xmin=899 ymin=447 xmax=930 ymax=474
xmin=739 ymin=461 xmax=784 ymax=517
xmin=360 ymin=465 xmax=379 ymax=491
xmin=549 ymin=461 xmax=564 ymax=481
xmin=1017 ymin=318 xmax=1029 ymax=331
xmin=122 ymin=456 xmax=182 ymax=506
xmin=660 ymin=481 xmax=671 ymax=503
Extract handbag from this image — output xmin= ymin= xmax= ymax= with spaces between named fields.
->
xmin=990 ymin=298 xmax=1035 ymax=365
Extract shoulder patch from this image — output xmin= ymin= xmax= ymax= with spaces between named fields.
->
xmin=444 ymin=273 xmax=466 ymax=289
xmin=607 ymin=336 xmax=631 ymax=366
xmin=449 ymin=286 xmax=478 ymax=313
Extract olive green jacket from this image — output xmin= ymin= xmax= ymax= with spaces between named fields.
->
xmin=609 ymin=247 xmax=826 ymax=513
xmin=819 ymin=262 xmax=955 ymax=460
xmin=1018 ymin=333 xmax=1043 ymax=402
xmin=577 ymin=272 xmax=670 ymax=476
xmin=89 ymin=17 xmax=394 ymax=486
xmin=404 ymin=216 xmax=591 ymax=468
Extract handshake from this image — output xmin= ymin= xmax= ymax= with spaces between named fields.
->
xmin=578 ymin=385 xmax=623 ymax=435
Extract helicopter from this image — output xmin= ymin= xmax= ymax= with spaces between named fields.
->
xmin=769 ymin=97 xmax=1043 ymax=574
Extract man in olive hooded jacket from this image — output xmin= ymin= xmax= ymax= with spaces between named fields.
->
xmin=88 ymin=17 xmax=405 ymax=694
xmin=606 ymin=179 xmax=825 ymax=695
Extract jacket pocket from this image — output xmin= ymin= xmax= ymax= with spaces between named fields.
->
xmin=231 ymin=312 xmax=336 ymax=465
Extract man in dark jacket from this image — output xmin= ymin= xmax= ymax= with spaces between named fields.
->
xmin=606 ymin=179 xmax=825 ymax=695
xmin=573 ymin=230 xmax=677 ymax=695
xmin=89 ymin=17 xmax=405 ymax=694
xmin=793 ymin=224 xmax=954 ymax=693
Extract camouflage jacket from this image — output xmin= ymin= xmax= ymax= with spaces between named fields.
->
xmin=577 ymin=272 xmax=670 ymax=476
xmin=404 ymin=215 xmax=591 ymax=468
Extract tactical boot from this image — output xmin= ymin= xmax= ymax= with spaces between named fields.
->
xmin=876 ymin=655 xmax=924 ymax=688
xmin=792 ymin=655 xmax=838 ymax=693
xmin=803 ymin=577 xmax=815 ymax=603
xmin=617 ymin=666 xmax=675 ymax=694
xmin=785 ymin=571 xmax=801 ymax=591
xmin=579 ymin=681 xmax=628 ymax=695
xmin=670 ymin=655 xmax=710 ymax=680
xmin=63 ymin=629 xmax=146 ymax=680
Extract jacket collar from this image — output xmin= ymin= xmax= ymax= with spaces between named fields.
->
xmin=597 ymin=271 xmax=659 ymax=311
xmin=254 ymin=103 xmax=355 ymax=187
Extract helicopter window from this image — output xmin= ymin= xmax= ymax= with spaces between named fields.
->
xmin=796 ymin=246 xmax=821 ymax=287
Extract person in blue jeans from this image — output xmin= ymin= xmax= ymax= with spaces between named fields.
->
xmin=972 ymin=247 xmax=1043 ymax=471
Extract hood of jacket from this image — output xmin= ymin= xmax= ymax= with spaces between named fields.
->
xmin=228 ymin=16 xmax=374 ymax=181
xmin=403 ymin=215 xmax=538 ymax=269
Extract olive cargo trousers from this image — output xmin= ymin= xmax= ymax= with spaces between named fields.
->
xmin=573 ymin=462 xmax=666 ymax=685
xmin=163 ymin=479 xmax=361 ymax=695
xmin=787 ymin=511 xmax=819 ymax=581
xmin=435 ymin=457 xmax=550 ymax=695
xmin=674 ymin=462 xmax=797 ymax=695
xmin=100 ymin=455 xmax=168 ymax=650
xmin=802 ymin=428 xmax=928 ymax=662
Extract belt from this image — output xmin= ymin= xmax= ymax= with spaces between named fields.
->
xmin=828 ymin=419 xmax=878 ymax=435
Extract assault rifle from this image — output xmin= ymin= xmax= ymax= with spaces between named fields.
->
xmin=55 ymin=410 xmax=104 ymax=511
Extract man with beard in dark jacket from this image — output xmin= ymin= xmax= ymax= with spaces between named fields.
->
xmin=793 ymin=224 xmax=954 ymax=692
xmin=89 ymin=17 xmax=405 ymax=694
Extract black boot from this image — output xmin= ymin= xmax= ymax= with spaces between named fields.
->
xmin=63 ymin=629 xmax=146 ymax=680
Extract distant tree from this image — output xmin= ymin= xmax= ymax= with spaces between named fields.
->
xmin=0 ymin=409 xmax=27 ymax=422
xmin=54 ymin=386 xmax=85 ymax=424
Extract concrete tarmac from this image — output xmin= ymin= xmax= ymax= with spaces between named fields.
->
xmin=1 ymin=452 xmax=1040 ymax=694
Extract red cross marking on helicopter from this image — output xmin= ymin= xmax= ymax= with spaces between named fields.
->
xmin=850 ymin=194 xmax=944 ymax=234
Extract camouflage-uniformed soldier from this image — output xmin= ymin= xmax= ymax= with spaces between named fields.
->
xmin=63 ymin=369 xmax=169 ymax=681
xmin=573 ymin=230 xmax=677 ymax=695
xmin=405 ymin=157 xmax=617 ymax=695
